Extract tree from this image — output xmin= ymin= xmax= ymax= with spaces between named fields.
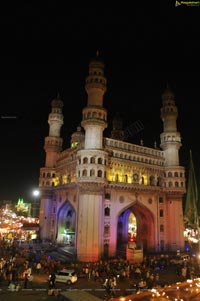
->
xmin=184 ymin=150 xmax=198 ymax=228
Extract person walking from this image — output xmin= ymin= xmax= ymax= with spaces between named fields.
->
xmin=28 ymin=273 xmax=34 ymax=288
xmin=24 ymin=273 xmax=28 ymax=289
xmin=49 ymin=273 xmax=56 ymax=288
xmin=36 ymin=262 xmax=42 ymax=274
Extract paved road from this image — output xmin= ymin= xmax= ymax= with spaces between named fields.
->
xmin=0 ymin=264 xmax=192 ymax=301
xmin=1 ymin=277 xmax=200 ymax=301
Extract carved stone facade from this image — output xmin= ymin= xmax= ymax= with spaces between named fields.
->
xmin=39 ymin=55 xmax=186 ymax=262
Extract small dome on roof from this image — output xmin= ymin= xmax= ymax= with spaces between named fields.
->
xmin=51 ymin=93 xmax=64 ymax=108
xmin=162 ymin=84 xmax=175 ymax=98
xmin=89 ymin=50 xmax=104 ymax=65
xmin=162 ymin=88 xmax=174 ymax=97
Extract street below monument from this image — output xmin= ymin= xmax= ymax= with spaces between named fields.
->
xmin=1 ymin=262 xmax=200 ymax=301
xmin=1 ymin=242 xmax=200 ymax=301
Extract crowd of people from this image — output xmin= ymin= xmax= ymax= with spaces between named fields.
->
xmin=0 ymin=238 xmax=200 ymax=297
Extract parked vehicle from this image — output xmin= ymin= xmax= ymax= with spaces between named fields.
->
xmin=54 ymin=269 xmax=77 ymax=285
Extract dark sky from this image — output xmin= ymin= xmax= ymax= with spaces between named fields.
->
xmin=0 ymin=3 xmax=200 ymax=203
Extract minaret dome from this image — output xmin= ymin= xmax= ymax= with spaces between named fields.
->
xmin=51 ymin=94 xmax=64 ymax=109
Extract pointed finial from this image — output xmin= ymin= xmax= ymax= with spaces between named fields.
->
xmin=189 ymin=149 xmax=193 ymax=161
xmin=154 ymin=141 xmax=157 ymax=148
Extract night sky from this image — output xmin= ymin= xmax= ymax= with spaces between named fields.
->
xmin=0 ymin=3 xmax=200 ymax=203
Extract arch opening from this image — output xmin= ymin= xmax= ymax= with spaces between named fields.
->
xmin=117 ymin=202 xmax=155 ymax=257
xmin=56 ymin=201 xmax=76 ymax=246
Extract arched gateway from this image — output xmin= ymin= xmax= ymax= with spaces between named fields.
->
xmin=117 ymin=201 xmax=155 ymax=256
xmin=56 ymin=201 xmax=76 ymax=246
xmin=39 ymin=55 xmax=185 ymax=262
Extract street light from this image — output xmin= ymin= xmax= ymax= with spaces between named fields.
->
xmin=32 ymin=189 xmax=40 ymax=218
xmin=33 ymin=190 xmax=40 ymax=197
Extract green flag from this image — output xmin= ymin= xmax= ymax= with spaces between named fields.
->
xmin=184 ymin=150 xmax=198 ymax=227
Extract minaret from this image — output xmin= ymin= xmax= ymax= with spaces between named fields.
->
xmin=76 ymin=53 xmax=108 ymax=262
xmin=160 ymin=86 xmax=185 ymax=252
xmin=81 ymin=51 xmax=108 ymax=149
xmin=78 ymin=53 xmax=108 ymax=182
xmin=160 ymin=86 xmax=181 ymax=166
xmin=39 ymin=94 xmax=64 ymax=240
xmin=44 ymin=94 xmax=64 ymax=167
